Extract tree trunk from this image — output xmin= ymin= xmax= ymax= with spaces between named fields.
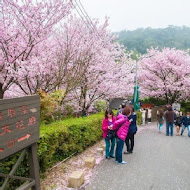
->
xmin=0 ymin=83 xmax=4 ymax=99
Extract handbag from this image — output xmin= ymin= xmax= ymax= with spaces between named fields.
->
xmin=106 ymin=130 xmax=116 ymax=140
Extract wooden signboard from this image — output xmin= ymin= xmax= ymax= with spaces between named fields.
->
xmin=0 ymin=95 xmax=40 ymax=160
xmin=0 ymin=95 xmax=40 ymax=190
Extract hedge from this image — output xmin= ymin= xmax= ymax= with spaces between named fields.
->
xmin=0 ymin=112 xmax=104 ymax=189
xmin=136 ymin=111 xmax=142 ymax=126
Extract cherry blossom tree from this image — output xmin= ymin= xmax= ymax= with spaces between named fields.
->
xmin=0 ymin=0 xmax=72 ymax=98
xmin=61 ymin=17 xmax=135 ymax=114
xmin=139 ymin=48 xmax=190 ymax=104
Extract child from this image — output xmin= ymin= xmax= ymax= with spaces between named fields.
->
xmin=181 ymin=112 xmax=190 ymax=137
xmin=102 ymin=110 xmax=116 ymax=159
xmin=112 ymin=106 xmax=132 ymax=164
xmin=176 ymin=111 xmax=183 ymax=136
xmin=157 ymin=109 xmax=164 ymax=133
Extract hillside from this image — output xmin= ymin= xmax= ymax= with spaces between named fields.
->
xmin=117 ymin=26 xmax=190 ymax=54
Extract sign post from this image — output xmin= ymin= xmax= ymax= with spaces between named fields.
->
xmin=0 ymin=95 xmax=40 ymax=190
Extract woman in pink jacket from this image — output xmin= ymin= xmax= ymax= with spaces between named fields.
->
xmin=102 ymin=109 xmax=116 ymax=159
xmin=113 ymin=106 xmax=132 ymax=164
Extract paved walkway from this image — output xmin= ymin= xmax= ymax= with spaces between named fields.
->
xmin=85 ymin=122 xmax=190 ymax=190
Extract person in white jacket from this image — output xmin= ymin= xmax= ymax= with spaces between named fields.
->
xmin=140 ymin=108 xmax=146 ymax=125
xmin=147 ymin=108 xmax=152 ymax=123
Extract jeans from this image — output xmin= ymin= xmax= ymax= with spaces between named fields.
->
xmin=105 ymin=138 xmax=116 ymax=158
xmin=159 ymin=123 xmax=163 ymax=131
xmin=166 ymin=122 xmax=173 ymax=136
xmin=181 ymin=125 xmax=190 ymax=137
xmin=115 ymin=138 xmax=124 ymax=163
xmin=125 ymin=133 xmax=134 ymax=152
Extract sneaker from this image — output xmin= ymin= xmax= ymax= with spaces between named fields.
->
xmin=119 ymin=161 xmax=128 ymax=164
xmin=123 ymin=151 xmax=131 ymax=154
xmin=106 ymin=157 xmax=110 ymax=159
xmin=115 ymin=160 xmax=118 ymax=163
xmin=110 ymin=155 xmax=115 ymax=158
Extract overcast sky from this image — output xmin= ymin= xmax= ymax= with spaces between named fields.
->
xmin=78 ymin=0 xmax=190 ymax=32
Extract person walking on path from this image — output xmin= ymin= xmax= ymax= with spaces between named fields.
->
xmin=165 ymin=106 xmax=175 ymax=136
xmin=140 ymin=108 xmax=146 ymax=125
xmin=102 ymin=110 xmax=116 ymax=159
xmin=176 ymin=111 xmax=183 ymax=136
xmin=181 ymin=112 xmax=190 ymax=137
xmin=112 ymin=106 xmax=132 ymax=164
xmin=124 ymin=106 xmax=137 ymax=154
xmin=157 ymin=109 xmax=164 ymax=133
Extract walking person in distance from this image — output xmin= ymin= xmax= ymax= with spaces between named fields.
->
xmin=165 ymin=106 xmax=175 ymax=136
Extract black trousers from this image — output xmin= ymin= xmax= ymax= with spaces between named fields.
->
xmin=125 ymin=133 xmax=134 ymax=152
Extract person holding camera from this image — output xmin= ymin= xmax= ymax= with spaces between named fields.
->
xmin=102 ymin=109 xmax=116 ymax=159
xmin=112 ymin=106 xmax=133 ymax=164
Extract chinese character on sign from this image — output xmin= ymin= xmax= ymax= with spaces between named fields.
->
xmin=0 ymin=125 xmax=12 ymax=136
xmin=16 ymin=120 xmax=25 ymax=130
xmin=28 ymin=116 xmax=36 ymax=126
xmin=7 ymin=139 xmax=15 ymax=148
xmin=0 ymin=112 xmax=3 ymax=120
xmin=8 ymin=108 xmax=16 ymax=117
xmin=21 ymin=106 xmax=28 ymax=115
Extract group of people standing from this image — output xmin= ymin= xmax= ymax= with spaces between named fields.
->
xmin=101 ymin=104 xmax=137 ymax=164
xmin=157 ymin=106 xmax=190 ymax=137
xmin=140 ymin=107 xmax=152 ymax=125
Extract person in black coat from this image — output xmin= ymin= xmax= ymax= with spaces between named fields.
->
xmin=124 ymin=106 xmax=138 ymax=154
xmin=181 ymin=112 xmax=190 ymax=137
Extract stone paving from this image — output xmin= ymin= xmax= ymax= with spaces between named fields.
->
xmin=84 ymin=122 xmax=190 ymax=190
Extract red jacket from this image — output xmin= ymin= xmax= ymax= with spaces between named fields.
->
xmin=102 ymin=116 xmax=116 ymax=138
xmin=113 ymin=114 xmax=131 ymax=141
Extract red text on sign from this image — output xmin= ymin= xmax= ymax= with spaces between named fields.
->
xmin=8 ymin=108 xmax=16 ymax=118
xmin=28 ymin=116 xmax=36 ymax=126
xmin=0 ymin=112 xmax=3 ymax=120
xmin=7 ymin=139 xmax=15 ymax=148
xmin=0 ymin=125 xmax=12 ymax=136
xmin=16 ymin=120 xmax=25 ymax=130
xmin=21 ymin=106 xmax=28 ymax=115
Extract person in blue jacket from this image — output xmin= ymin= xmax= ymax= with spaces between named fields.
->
xmin=124 ymin=106 xmax=138 ymax=154
xmin=181 ymin=112 xmax=190 ymax=137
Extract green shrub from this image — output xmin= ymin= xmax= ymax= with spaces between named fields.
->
xmin=136 ymin=111 xmax=142 ymax=126
xmin=140 ymin=97 xmax=167 ymax=106
xmin=181 ymin=101 xmax=190 ymax=114
xmin=94 ymin=100 xmax=107 ymax=112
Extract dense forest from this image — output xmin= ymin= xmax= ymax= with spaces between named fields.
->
xmin=117 ymin=26 xmax=190 ymax=54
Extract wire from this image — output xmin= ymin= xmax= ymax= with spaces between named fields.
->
xmin=77 ymin=0 xmax=103 ymax=40
xmin=70 ymin=0 xmax=113 ymax=47
xmin=70 ymin=0 xmax=92 ymax=32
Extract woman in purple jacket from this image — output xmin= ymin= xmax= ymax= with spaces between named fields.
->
xmin=102 ymin=110 xmax=116 ymax=159
xmin=112 ymin=106 xmax=132 ymax=164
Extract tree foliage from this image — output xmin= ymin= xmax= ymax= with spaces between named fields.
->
xmin=117 ymin=26 xmax=190 ymax=54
